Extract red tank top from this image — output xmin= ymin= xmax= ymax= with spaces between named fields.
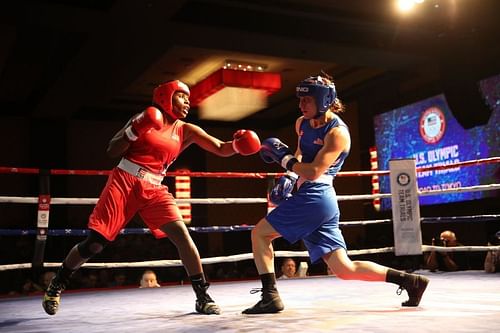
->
xmin=124 ymin=119 xmax=184 ymax=174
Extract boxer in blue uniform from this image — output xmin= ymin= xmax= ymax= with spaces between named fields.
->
xmin=243 ymin=74 xmax=429 ymax=314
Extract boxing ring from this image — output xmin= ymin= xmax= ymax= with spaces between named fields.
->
xmin=0 ymin=272 xmax=499 ymax=333
xmin=0 ymin=158 xmax=499 ymax=332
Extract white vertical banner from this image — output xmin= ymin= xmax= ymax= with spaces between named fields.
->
xmin=389 ymin=159 xmax=422 ymax=256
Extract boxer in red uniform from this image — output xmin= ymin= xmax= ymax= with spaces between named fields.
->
xmin=42 ymin=80 xmax=261 ymax=316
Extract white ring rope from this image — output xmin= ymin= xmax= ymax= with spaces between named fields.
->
xmin=340 ymin=219 xmax=391 ymax=226
xmin=418 ymin=184 xmax=500 ymax=196
xmin=1 ymin=159 xmax=498 ymax=273
xmin=2 ymin=246 xmax=499 ymax=271
xmin=422 ymin=245 xmax=500 ymax=252
xmin=1 ymin=183 xmax=498 ymax=205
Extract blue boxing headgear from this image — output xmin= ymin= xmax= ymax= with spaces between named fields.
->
xmin=296 ymin=76 xmax=336 ymax=115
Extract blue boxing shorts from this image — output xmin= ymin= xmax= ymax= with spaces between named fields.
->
xmin=266 ymin=181 xmax=347 ymax=263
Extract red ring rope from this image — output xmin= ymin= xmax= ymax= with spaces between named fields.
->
xmin=0 ymin=157 xmax=498 ymax=178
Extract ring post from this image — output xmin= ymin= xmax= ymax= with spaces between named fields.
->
xmin=32 ymin=169 xmax=51 ymax=270
xmin=389 ymin=159 xmax=423 ymax=256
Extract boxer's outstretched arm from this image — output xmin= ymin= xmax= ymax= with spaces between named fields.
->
xmin=181 ymin=123 xmax=235 ymax=157
xmin=181 ymin=123 xmax=260 ymax=157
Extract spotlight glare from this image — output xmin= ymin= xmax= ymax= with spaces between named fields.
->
xmin=397 ymin=0 xmax=415 ymax=12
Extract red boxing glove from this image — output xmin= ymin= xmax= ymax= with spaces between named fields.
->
xmin=232 ymin=129 xmax=261 ymax=156
xmin=125 ymin=107 xmax=164 ymax=141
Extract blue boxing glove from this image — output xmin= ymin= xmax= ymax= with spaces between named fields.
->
xmin=260 ymin=137 xmax=299 ymax=171
xmin=269 ymin=171 xmax=298 ymax=205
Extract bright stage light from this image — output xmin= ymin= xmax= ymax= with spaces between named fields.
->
xmin=397 ymin=0 xmax=416 ymax=12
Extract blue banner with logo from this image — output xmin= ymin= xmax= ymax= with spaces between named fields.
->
xmin=374 ymin=88 xmax=499 ymax=209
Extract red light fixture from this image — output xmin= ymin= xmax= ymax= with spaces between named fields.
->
xmin=190 ymin=67 xmax=281 ymax=121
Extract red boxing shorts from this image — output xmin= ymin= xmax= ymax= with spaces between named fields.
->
xmin=88 ymin=167 xmax=182 ymax=241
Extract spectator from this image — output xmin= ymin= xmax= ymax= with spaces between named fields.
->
xmin=278 ymin=258 xmax=297 ymax=279
xmin=80 ymin=272 xmax=99 ymax=289
xmin=97 ymin=269 xmax=113 ymax=288
xmin=111 ymin=272 xmax=128 ymax=287
xmin=139 ymin=270 xmax=161 ymax=288
xmin=484 ymin=231 xmax=500 ymax=273
xmin=425 ymin=230 xmax=468 ymax=272
xmin=10 ymin=271 xmax=55 ymax=296
xmin=20 ymin=278 xmax=42 ymax=295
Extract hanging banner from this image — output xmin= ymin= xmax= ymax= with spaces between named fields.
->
xmin=389 ymin=159 xmax=422 ymax=256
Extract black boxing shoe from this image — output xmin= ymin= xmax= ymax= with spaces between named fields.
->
xmin=242 ymin=289 xmax=284 ymax=314
xmin=42 ymin=277 xmax=66 ymax=315
xmin=195 ymin=293 xmax=221 ymax=315
xmin=397 ymin=274 xmax=429 ymax=307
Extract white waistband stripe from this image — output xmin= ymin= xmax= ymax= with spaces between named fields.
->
xmin=297 ymin=174 xmax=333 ymax=189
xmin=117 ymin=159 xmax=164 ymax=185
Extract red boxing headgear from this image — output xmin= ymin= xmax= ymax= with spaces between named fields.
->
xmin=152 ymin=80 xmax=190 ymax=120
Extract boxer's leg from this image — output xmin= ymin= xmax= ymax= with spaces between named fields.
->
xmin=160 ymin=220 xmax=220 ymax=315
xmin=43 ymin=230 xmax=109 ymax=315
xmin=324 ymin=249 xmax=429 ymax=307
xmin=242 ymin=218 xmax=284 ymax=314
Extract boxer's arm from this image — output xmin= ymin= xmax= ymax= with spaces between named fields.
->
xmin=181 ymin=123 xmax=235 ymax=157
xmin=291 ymin=126 xmax=350 ymax=180
xmin=106 ymin=117 xmax=134 ymax=158
xmin=294 ymin=117 xmax=303 ymax=162
xmin=269 ymin=171 xmax=298 ymax=205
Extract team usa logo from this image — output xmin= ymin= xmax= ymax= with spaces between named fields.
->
xmin=313 ymin=138 xmax=324 ymax=145
xmin=136 ymin=168 xmax=147 ymax=179
xmin=419 ymin=106 xmax=446 ymax=144
xmin=396 ymin=172 xmax=411 ymax=186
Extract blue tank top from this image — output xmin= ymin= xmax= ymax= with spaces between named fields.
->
xmin=298 ymin=115 xmax=350 ymax=177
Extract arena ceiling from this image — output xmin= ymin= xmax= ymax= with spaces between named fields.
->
xmin=0 ymin=0 xmax=499 ymax=127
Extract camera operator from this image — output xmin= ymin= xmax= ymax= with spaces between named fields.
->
xmin=425 ymin=230 xmax=468 ymax=272
xmin=484 ymin=231 xmax=500 ymax=273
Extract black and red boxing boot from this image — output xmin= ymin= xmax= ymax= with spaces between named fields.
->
xmin=387 ymin=269 xmax=429 ymax=307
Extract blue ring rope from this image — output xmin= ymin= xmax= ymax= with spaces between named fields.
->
xmin=0 ymin=215 xmax=497 ymax=236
